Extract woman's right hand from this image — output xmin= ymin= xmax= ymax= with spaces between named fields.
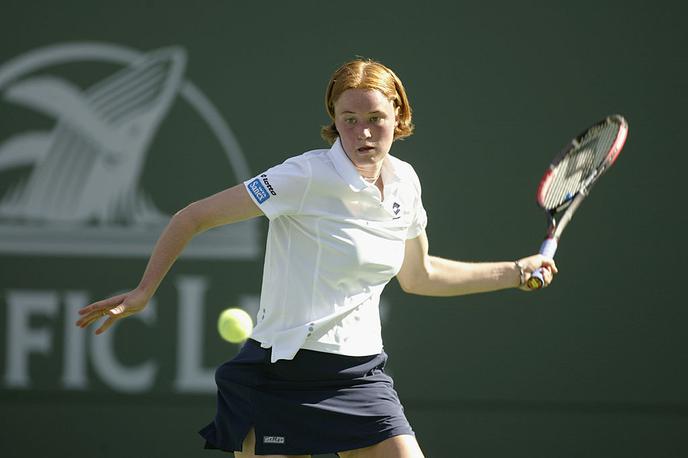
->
xmin=75 ymin=288 xmax=151 ymax=335
xmin=74 ymin=184 xmax=262 ymax=335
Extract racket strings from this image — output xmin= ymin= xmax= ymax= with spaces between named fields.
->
xmin=542 ymin=122 xmax=620 ymax=210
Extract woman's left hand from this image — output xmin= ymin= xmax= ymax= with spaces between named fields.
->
xmin=516 ymin=254 xmax=558 ymax=290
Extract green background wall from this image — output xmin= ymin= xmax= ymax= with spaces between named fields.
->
xmin=1 ymin=1 xmax=687 ymax=457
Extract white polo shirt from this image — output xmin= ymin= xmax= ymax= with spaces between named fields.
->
xmin=244 ymin=139 xmax=427 ymax=362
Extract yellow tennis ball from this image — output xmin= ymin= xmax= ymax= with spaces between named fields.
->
xmin=217 ymin=308 xmax=253 ymax=343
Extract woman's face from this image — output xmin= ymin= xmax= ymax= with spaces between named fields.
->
xmin=334 ymin=88 xmax=397 ymax=170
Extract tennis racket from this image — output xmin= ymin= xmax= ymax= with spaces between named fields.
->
xmin=527 ymin=114 xmax=629 ymax=289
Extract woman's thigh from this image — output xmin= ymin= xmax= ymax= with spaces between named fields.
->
xmin=337 ymin=434 xmax=424 ymax=458
xmin=234 ymin=428 xmax=311 ymax=458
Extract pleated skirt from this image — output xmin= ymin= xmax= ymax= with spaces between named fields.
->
xmin=199 ymin=339 xmax=413 ymax=456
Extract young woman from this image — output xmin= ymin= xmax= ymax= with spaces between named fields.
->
xmin=77 ymin=59 xmax=557 ymax=458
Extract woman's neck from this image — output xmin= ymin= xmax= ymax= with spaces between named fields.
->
xmin=356 ymin=163 xmax=383 ymax=184
xmin=356 ymin=164 xmax=384 ymax=198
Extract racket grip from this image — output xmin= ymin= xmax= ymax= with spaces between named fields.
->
xmin=526 ymin=238 xmax=558 ymax=289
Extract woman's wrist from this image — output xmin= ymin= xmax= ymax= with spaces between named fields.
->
xmin=134 ymin=282 xmax=157 ymax=301
xmin=513 ymin=260 xmax=526 ymax=288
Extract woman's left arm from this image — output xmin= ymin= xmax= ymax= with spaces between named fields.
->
xmin=396 ymin=230 xmax=558 ymax=296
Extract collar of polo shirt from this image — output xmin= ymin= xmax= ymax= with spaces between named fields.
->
xmin=328 ymin=138 xmax=402 ymax=192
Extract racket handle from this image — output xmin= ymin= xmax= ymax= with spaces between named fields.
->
xmin=526 ymin=238 xmax=558 ymax=290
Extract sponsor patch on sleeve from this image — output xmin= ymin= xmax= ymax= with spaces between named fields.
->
xmin=248 ymin=178 xmax=270 ymax=204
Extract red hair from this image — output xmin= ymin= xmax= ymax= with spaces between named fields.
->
xmin=321 ymin=59 xmax=414 ymax=144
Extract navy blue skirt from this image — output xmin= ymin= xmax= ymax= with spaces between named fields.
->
xmin=199 ymin=339 xmax=413 ymax=455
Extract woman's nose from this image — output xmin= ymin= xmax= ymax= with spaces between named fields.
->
xmin=357 ymin=127 xmax=372 ymax=140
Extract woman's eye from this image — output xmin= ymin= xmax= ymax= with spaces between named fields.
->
xmin=344 ymin=117 xmax=356 ymax=124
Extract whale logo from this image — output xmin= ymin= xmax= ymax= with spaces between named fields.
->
xmin=0 ymin=42 xmax=259 ymax=259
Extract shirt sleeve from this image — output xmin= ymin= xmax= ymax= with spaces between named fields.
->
xmin=406 ymin=164 xmax=428 ymax=240
xmin=243 ymin=156 xmax=312 ymax=220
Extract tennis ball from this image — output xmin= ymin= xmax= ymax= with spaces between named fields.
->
xmin=217 ymin=308 xmax=253 ymax=343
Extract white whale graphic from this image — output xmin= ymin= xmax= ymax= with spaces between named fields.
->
xmin=0 ymin=48 xmax=183 ymax=223
xmin=0 ymin=43 xmax=259 ymax=258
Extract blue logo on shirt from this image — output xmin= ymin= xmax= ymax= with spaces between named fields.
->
xmin=248 ymin=179 xmax=270 ymax=204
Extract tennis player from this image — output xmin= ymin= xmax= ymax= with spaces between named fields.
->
xmin=77 ymin=59 xmax=557 ymax=458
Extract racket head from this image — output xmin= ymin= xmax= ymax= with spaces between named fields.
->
xmin=536 ymin=115 xmax=628 ymax=212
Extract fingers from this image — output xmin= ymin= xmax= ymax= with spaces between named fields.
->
xmin=95 ymin=315 xmax=119 ymax=335
xmin=76 ymin=305 xmax=128 ymax=334
xmin=75 ymin=294 xmax=127 ymax=330
xmin=539 ymin=257 xmax=557 ymax=286
xmin=518 ymin=254 xmax=559 ymax=291
xmin=110 ymin=304 xmax=127 ymax=315
xmin=520 ymin=255 xmax=557 ymax=274
xmin=539 ymin=256 xmax=558 ymax=275
xmin=77 ymin=294 xmax=126 ymax=317
xmin=76 ymin=308 xmax=110 ymax=329
xmin=75 ymin=289 xmax=150 ymax=334
xmin=534 ymin=264 xmax=556 ymax=288
xmin=541 ymin=266 xmax=555 ymax=286
xmin=75 ymin=311 xmax=104 ymax=328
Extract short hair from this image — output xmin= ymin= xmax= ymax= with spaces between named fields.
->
xmin=321 ymin=59 xmax=414 ymax=145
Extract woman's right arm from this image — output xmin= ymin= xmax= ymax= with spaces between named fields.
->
xmin=76 ymin=184 xmax=263 ymax=334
